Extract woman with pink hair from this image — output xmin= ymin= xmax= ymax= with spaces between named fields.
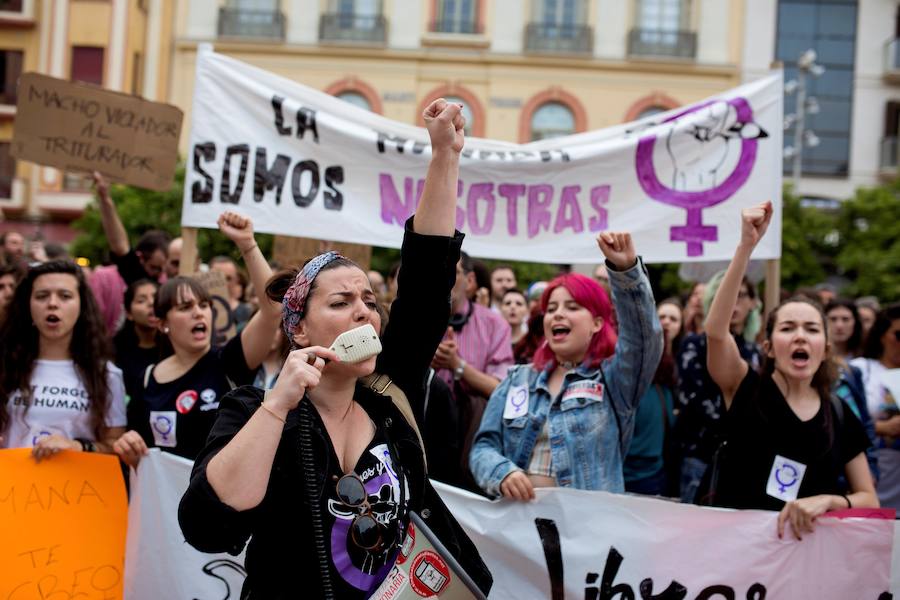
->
xmin=469 ymin=234 xmax=662 ymax=500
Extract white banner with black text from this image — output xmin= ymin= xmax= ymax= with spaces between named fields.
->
xmin=182 ymin=47 xmax=783 ymax=264
xmin=124 ymin=452 xmax=898 ymax=600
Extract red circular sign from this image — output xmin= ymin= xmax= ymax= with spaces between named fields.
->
xmin=409 ymin=550 xmax=451 ymax=597
xmin=397 ymin=522 xmax=416 ymax=565
xmin=176 ymin=390 xmax=198 ymax=414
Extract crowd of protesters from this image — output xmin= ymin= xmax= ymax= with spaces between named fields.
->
xmin=1 ymin=99 xmax=900 ymax=595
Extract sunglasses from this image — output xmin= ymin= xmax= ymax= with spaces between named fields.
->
xmin=336 ymin=473 xmax=387 ymax=551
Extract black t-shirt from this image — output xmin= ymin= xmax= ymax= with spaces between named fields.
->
xmin=715 ymin=368 xmax=871 ymax=511
xmin=322 ymin=422 xmax=409 ymax=598
xmin=112 ymin=249 xmax=152 ymax=286
xmin=113 ymin=328 xmax=162 ymax=404
xmin=127 ymin=334 xmax=254 ymax=460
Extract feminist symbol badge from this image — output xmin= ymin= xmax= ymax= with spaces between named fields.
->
xmin=503 ymin=386 xmax=529 ymax=420
xmin=766 ymin=455 xmax=807 ymax=502
xmin=150 ymin=410 xmax=177 ymax=448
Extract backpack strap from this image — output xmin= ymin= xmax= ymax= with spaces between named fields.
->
xmin=360 ymin=372 xmax=428 ymax=472
xmin=143 ymin=364 xmax=155 ymax=389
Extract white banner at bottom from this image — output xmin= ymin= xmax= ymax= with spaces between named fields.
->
xmin=434 ymin=481 xmax=895 ymax=600
xmin=124 ymin=451 xmax=897 ymax=599
xmin=124 ymin=450 xmax=247 ymax=600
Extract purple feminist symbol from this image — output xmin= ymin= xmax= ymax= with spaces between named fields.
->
xmin=775 ymin=463 xmax=799 ymax=493
xmin=635 ymin=97 xmax=767 ymax=257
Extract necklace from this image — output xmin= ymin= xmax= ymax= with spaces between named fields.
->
xmin=559 ymin=361 xmax=578 ymax=370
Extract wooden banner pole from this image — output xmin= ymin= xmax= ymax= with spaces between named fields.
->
xmin=765 ymin=258 xmax=781 ymax=319
xmin=180 ymin=227 xmax=199 ymax=276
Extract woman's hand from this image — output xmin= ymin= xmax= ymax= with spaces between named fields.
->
xmin=596 ymin=232 xmax=637 ymax=271
xmin=217 ymin=211 xmax=256 ymax=253
xmin=113 ymin=430 xmax=150 ymax=468
xmin=31 ymin=434 xmax=80 ymax=462
xmin=740 ymin=201 xmax=773 ymax=249
xmin=777 ymin=495 xmax=835 ymax=540
xmin=500 ymin=470 xmax=535 ymax=501
xmin=92 ymin=171 xmax=110 ymax=202
xmin=265 ymin=347 xmax=340 ymax=416
xmin=423 ymin=98 xmax=465 ymax=154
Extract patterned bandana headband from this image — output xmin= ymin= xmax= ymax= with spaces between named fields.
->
xmin=282 ymin=251 xmax=346 ymax=341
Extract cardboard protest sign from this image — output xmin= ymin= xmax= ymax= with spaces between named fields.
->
xmin=0 ymin=448 xmax=128 ymax=599
xmin=273 ymin=235 xmax=372 ymax=271
xmin=12 ymin=72 xmax=183 ymax=191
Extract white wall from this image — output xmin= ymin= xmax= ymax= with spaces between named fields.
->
xmin=285 ymin=0 xmax=319 ymax=45
xmin=491 ymin=0 xmax=524 ymax=54
xmin=184 ymin=0 xmax=218 ymax=39
xmin=741 ymin=0 xmax=777 ymax=83
xmin=696 ymin=0 xmax=731 ymax=65
xmin=594 ymin=0 xmax=628 ymax=60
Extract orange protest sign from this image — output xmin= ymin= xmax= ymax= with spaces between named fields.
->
xmin=0 ymin=448 xmax=128 ymax=600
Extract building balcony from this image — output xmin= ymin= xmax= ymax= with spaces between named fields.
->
xmin=319 ymin=13 xmax=387 ymax=45
xmin=524 ymin=22 xmax=593 ymax=55
xmin=218 ymin=7 xmax=285 ymax=41
xmin=880 ymin=136 xmax=898 ymax=178
xmin=430 ymin=18 xmax=483 ymax=35
xmin=628 ymin=28 xmax=697 ymax=60
xmin=884 ymin=38 xmax=900 ymax=83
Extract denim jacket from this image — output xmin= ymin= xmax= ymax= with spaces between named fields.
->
xmin=469 ymin=258 xmax=662 ymax=496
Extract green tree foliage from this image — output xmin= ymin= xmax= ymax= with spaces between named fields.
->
xmin=834 ymin=183 xmax=900 ymax=302
xmin=71 ymin=165 xmax=273 ymax=268
xmin=779 ymin=186 xmax=835 ymax=291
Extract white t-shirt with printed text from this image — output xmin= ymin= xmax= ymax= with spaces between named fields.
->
xmin=2 ymin=359 xmax=127 ymax=448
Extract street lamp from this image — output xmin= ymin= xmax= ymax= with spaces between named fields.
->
xmin=783 ymin=49 xmax=825 ymax=183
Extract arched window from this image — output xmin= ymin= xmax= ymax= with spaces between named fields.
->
xmin=636 ymin=105 xmax=668 ymax=120
xmin=530 ymin=102 xmax=575 ymax=141
xmin=337 ymin=90 xmax=372 ymax=111
xmin=623 ymin=92 xmax=680 ymax=122
xmin=325 ymin=78 xmax=383 ymax=114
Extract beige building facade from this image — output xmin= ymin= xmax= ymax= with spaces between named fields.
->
xmin=1 ymin=0 xmax=748 ymax=241
xmin=171 ymin=0 xmax=745 ymax=149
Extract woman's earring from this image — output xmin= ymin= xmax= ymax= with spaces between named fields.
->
xmin=163 ymin=327 xmax=170 ymax=334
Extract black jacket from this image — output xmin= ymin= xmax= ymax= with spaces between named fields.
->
xmin=178 ymin=221 xmax=492 ymax=599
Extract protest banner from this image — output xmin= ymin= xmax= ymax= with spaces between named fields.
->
xmin=273 ymin=235 xmax=373 ymax=271
xmin=433 ymin=482 xmax=896 ymax=599
xmin=124 ymin=451 xmax=897 ymax=600
xmin=12 ymin=72 xmax=183 ymax=191
xmin=0 ymin=449 xmax=128 ymax=600
xmin=182 ymin=45 xmax=782 ymax=265
xmin=124 ymin=450 xmax=246 ymax=600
